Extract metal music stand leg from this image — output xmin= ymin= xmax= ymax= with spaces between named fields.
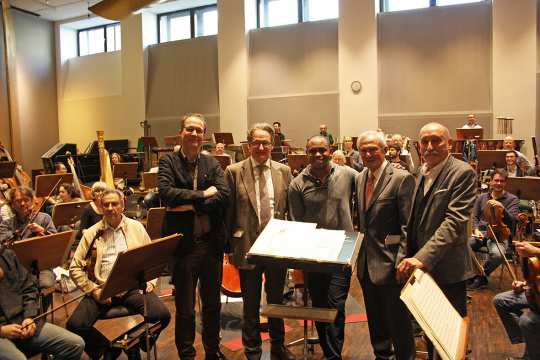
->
xmin=139 ymin=272 xmax=155 ymax=360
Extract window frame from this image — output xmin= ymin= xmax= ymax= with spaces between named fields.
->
xmin=77 ymin=22 xmax=121 ymax=57
xmin=256 ymin=0 xmax=339 ymax=29
xmin=157 ymin=4 xmax=218 ymax=44
xmin=380 ymin=0 xmax=487 ymax=13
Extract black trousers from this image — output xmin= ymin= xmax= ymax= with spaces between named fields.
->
xmin=427 ymin=281 xmax=467 ymax=360
xmin=359 ymin=271 xmax=415 ymax=360
xmin=307 ymin=269 xmax=351 ymax=360
xmin=239 ymin=265 xmax=287 ymax=358
xmin=173 ymin=241 xmax=223 ymax=359
xmin=66 ymin=289 xmax=171 ymax=359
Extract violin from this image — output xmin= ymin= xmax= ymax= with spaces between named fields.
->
xmin=523 ymin=256 xmax=540 ymax=310
xmin=84 ymin=228 xmax=105 ymax=283
xmin=484 ymin=199 xmax=511 ymax=241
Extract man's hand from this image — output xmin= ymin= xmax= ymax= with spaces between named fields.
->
xmin=512 ymin=280 xmax=527 ymax=293
xmin=473 ymin=229 xmax=483 ymax=240
xmin=514 ymin=241 xmax=540 ymax=258
xmin=0 ymin=324 xmax=23 ymax=339
xmin=26 ymin=223 xmax=45 ymax=236
xmin=20 ymin=318 xmax=36 ymax=338
xmin=203 ymin=186 xmax=218 ymax=199
xmin=92 ymin=288 xmax=111 ymax=305
xmin=142 ymin=282 xmax=154 ymax=294
xmin=487 ymin=199 xmax=504 ymax=210
xmin=396 ymin=258 xmax=424 ymax=284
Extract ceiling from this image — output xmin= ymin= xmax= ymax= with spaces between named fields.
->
xmin=9 ymin=0 xmax=217 ymax=22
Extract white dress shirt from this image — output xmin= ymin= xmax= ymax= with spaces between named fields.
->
xmin=250 ymin=157 xmax=275 ymax=224
xmin=421 ymin=156 xmax=450 ymax=195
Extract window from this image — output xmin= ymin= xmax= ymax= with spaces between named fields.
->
xmin=381 ymin=0 xmax=485 ymax=12
xmin=78 ymin=23 xmax=120 ymax=56
xmin=257 ymin=0 xmax=338 ymax=28
xmin=158 ymin=5 xmax=218 ymax=43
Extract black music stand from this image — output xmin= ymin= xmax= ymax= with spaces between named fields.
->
xmin=288 ymin=154 xmax=309 ymax=173
xmin=505 ymin=177 xmax=540 ymax=200
xmin=35 ymin=174 xmax=74 ymax=197
xmin=99 ymin=234 xmax=182 ymax=360
xmin=213 ymin=132 xmax=234 ymax=145
xmin=52 ymin=201 xmax=91 ymax=227
xmin=142 ymin=172 xmax=158 ymax=190
xmin=477 ymin=150 xmax=507 ymax=171
xmin=0 ymin=161 xmax=16 ymax=178
xmin=456 ymin=128 xmax=483 ymax=140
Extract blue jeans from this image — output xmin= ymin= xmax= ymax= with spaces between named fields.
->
xmin=469 ymin=236 xmax=506 ymax=276
xmin=0 ymin=322 xmax=84 ymax=360
xmin=493 ymin=290 xmax=540 ymax=359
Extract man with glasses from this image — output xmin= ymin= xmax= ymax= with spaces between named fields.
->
xmin=468 ymin=169 xmax=519 ymax=290
xmin=288 ymin=135 xmax=356 ymax=360
xmin=158 ymin=113 xmax=230 ymax=360
xmin=225 ymin=123 xmax=294 ymax=360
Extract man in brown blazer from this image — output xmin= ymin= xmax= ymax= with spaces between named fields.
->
xmin=225 ymin=123 xmax=294 ymax=360
xmin=356 ymin=131 xmax=415 ymax=360
xmin=397 ymin=122 xmax=476 ymax=360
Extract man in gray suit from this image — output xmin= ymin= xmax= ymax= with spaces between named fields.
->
xmin=225 ymin=123 xmax=295 ymax=360
xmin=356 ymin=131 xmax=415 ymax=360
xmin=397 ymin=122 xmax=476 ymax=359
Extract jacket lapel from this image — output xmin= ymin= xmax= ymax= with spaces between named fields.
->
xmin=240 ymin=160 xmax=258 ymax=216
xmin=270 ymin=161 xmax=282 ymax=211
xmin=418 ymin=157 xmax=453 ymax=227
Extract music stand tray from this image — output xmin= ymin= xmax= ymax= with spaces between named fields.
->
xmin=213 ymin=132 xmax=234 ymax=145
xmin=13 ymin=230 xmax=75 ymax=272
xmin=35 ymin=174 xmax=74 ymax=197
xmin=505 ymin=177 xmax=540 ymax=200
xmin=113 ymin=162 xmax=138 ymax=180
xmin=477 ymin=150 xmax=507 ymax=171
xmin=0 ymin=161 xmax=16 ymax=178
xmin=52 ymin=201 xmax=91 ymax=227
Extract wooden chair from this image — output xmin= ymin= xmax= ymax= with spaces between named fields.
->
xmin=145 ymin=207 xmax=166 ymax=240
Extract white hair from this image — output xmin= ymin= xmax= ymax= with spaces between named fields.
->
xmin=357 ymin=130 xmax=386 ymax=149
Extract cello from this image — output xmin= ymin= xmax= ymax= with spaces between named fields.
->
xmin=0 ymin=142 xmax=32 ymax=189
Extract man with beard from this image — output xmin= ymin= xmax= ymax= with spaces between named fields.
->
xmin=288 ymin=135 xmax=356 ymax=360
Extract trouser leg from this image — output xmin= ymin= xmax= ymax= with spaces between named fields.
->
xmin=18 ymin=322 xmax=85 ymax=360
xmin=484 ymin=239 xmax=504 ymax=276
xmin=307 ymin=272 xmax=333 ymax=359
xmin=0 ymin=338 xmax=27 ymax=360
xmin=264 ymin=265 xmax=287 ymax=347
xmin=492 ymin=290 xmax=529 ymax=344
xmin=239 ymin=267 xmax=264 ymax=358
xmin=519 ymin=308 xmax=540 ymax=359
xmin=324 ymin=269 xmax=351 ymax=360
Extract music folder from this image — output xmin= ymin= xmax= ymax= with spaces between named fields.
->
xmin=113 ymin=162 xmax=138 ymax=179
xmin=35 ymin=173 xmax=74 ymax=197
xmin=400 ymin=269 xmax=469 ymax=360
xmin=13 ymin=230 xmax=75 ymax=271
xmin=52 ymin=200 xmax=91 ymax=226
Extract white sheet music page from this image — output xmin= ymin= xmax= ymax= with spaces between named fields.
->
xmin=248 ymin=219 xmax=345 ymax=262
xmin=400 ymin=269 xmax=464 ymax=360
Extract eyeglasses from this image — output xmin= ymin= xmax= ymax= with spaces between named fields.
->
xmin=250 ymin=141 xmax=272 ymax=148
xmin=184 ymin=126 xmax=205 ymax=135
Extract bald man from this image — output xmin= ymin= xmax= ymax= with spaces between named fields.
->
xmin=397 ymin=122 xmax=477 ymax=360
xmin=503 ymin=136 xmax=531 ymax=169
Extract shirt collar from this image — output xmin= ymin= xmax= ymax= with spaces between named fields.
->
xmin=421 ymin=155 xmax=450 ymax=178
xmin=103 ymin=215 xmax=127 ymax=231
xmin=304 ymin=162 xmax=336 ymax=181
xmin=250 ymin=157 xmax=271 ymax=169
xmin=180 ymin=148 xmax=199 ymax=164
xmin=368 ymin=160 xmax=388 ymax=183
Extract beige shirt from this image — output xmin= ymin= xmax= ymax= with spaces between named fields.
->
xmin=421 ymin=156 xmax=450 ymax=195
xmin=250 ymin=157 xmax=274 ymax=224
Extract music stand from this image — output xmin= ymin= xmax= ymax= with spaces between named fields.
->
xmin=35 ymin=174 xmax=74 ymax=197
xmin=456 ymin=128 xmax=483 ymax=140
xmin=52 ymin=201 xmax=91 ymax=227
xmin=505 ymin=177 xmax=540 ymax=200
xmin=213 ymin=155 xmax=232 ymax=170
xmin=163 ymin=135 xmax=181 ymax=146
xmin=100 ymin=233 xmax=182 ymax=360
xmin=477 ymin=150 xmax=507 ymax=171
xmin=288 ymin=154 xmax=309 ymax=173
xmin=142 ymin=172 xmax=158 ymax=190
xmin=0 ymin=161 xmax=16 ymax=178
xmin=113 ymin=162 xmax=138 ymax=180
xmin=141 ymin=137 xmax=159 ymax=171
xmin=213 ymin=132 xmax=234 ymax=145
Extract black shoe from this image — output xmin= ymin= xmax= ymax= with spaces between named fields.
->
xmin=125 ymin=347 xmax=142 ymax=360
xmin=271 ymin=345 xmax=296 ymax=360
xmin=467 ymin=276 xmax=488 ymax=290
xmin=205 ymin=350 xmax=228 ymax=360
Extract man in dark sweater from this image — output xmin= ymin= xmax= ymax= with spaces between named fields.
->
xmin=0 ymin=249 xmax=84 ymax=359
xmin=468 ymin=169 xmax=519 ymax=290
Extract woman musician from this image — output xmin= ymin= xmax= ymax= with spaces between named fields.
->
xmin=493 ymin=241 xmax=540 ymax=360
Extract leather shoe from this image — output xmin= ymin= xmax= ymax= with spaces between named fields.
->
xmin=467 ymin=275 xmax=488 ymax=290
xmin=205 ymin=350 xmax=228 ymax=360
xmin=271 ymin=345 xmax=296 ymax=360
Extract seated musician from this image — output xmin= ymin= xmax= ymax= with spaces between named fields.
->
xmin=505 ymin=151 xmax=534 ymax=177
xmin=503 ymin=136 xmax=531 ymax=169
xmin=342 ymin=136 xmax=363 ymax=171
xmin=387 ymin=143 xmax=410 ymax=172
xmin=0 ymin=187 xmax=57 ymax=310
xmin=214 ymin=143 xmax=231 ymax=158
xmin=54 ymin=162 xmax=68 ymax=174
xmin=67 ymin=189 xmax=170 ymax=360
xmin=462 ymin=113 xmax=482 ymax=128
xmin=0 ymin=249 xmax=85 ymax=360
xmin=493 ymin=241 xmax=540 ymax=360
xmin=79 ymin=182 xmax=107 ymax=236
xmin=468 ymin=169 xmax=519 ymax=290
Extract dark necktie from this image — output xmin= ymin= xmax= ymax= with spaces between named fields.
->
xmin=365 ymin=173 xmax=375 ymax=205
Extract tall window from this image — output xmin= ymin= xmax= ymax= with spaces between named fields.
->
xmin=78 ymin=23 xmax=121 ymax=57
xmin=257 ymin=0 xmax=338 ymax=28
xmin=158 ymin=5 xmax=218 ymax=43
xmin=381 ymin=0 xmax=485 ymax=12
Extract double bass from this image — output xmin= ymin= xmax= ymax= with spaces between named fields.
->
xmin=66 ymin=151 xmax=92 ymax=200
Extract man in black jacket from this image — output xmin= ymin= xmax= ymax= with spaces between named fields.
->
xmin=0 ymin=249 xmax=84 ymax=359
xmin=158 ymin=113 xmax=229 ymax=360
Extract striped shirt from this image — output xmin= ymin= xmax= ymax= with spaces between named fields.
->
xmin=99 ymin=220 xmax=128 ymax=280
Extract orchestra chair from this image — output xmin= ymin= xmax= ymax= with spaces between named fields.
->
xmin=145 ymin=207 xmax=166 ymax=240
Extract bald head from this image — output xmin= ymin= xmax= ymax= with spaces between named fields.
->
xmin=419 ymin=122 xmax=452 ymax=169
xmin=503 ymin=136 xmax=515 ymax=150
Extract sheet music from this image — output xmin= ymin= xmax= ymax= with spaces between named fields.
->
xmin=400 ymin=270 xmax=465 ymax=360
xmin=249 ymin=219 xmax=345 ymax=262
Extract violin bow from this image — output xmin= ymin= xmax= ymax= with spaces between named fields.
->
xmin=487 ymin=223 xmax=518 ymax=282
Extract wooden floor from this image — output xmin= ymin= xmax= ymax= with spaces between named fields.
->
xmin=43 ymin=268 xmax=525 ymax=360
